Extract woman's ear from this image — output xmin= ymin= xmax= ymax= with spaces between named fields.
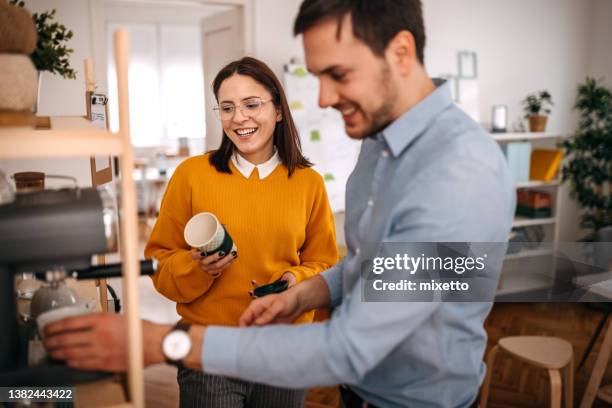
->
xmin=276 ymin=108 xmax=282 ymax=122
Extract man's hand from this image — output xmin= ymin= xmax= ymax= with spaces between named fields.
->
xmin=43 ymin=313 xmax=168 ymax=372
xmin=239 ymin=288 xmax=302 ymax=326
xmin=239 ymin=275 xmax=332 ymax=327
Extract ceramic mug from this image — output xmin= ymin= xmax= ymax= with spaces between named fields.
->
xmin=184 ymin=212 xmax=236 ymax=255
xmin=36 ymin=302 xmax=91 ymax=338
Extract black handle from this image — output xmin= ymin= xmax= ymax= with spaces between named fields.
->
xmin=72 ymin=259 xmax=156 ymax=280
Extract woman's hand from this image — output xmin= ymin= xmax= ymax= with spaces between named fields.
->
xmin=249 ymin=272 xmax=297 ymax=298
xmin=280 ymin=272 xmax=297 ymax=288
xmin=191 ymin=249 xmax=237 ymax=277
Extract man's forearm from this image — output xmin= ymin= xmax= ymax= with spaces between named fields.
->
xmin=296 ymin=274 xmax=332 ymax=312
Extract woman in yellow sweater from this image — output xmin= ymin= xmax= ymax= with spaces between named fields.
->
xmin=144 ymin=57 xmax=338 ymax=408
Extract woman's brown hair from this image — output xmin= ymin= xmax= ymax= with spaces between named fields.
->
xmin=209 ymin=57 xmax=312 ymax=176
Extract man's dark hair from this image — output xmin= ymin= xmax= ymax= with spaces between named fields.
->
xmin=294 ymin=0 xmax=426 ymax=65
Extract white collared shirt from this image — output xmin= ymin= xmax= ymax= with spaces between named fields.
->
xmin=231 ymin=149 xmax=280 ymax=179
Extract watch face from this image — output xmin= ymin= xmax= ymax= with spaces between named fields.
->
xmin=162 ymin=330 xmax=192 ymax=361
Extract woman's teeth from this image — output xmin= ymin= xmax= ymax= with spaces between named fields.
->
xmin=236 ymin=128 xmax=257 ymax=136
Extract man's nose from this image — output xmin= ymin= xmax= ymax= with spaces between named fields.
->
xmin=318 ymin=78 xmax=339 ymax=109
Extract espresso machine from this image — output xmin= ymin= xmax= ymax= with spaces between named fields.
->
xmin=0 ymin=185 xmax=154 ymax=386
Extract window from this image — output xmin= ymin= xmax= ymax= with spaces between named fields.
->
xmin=106 ymin=22 xmax=205 ymax=148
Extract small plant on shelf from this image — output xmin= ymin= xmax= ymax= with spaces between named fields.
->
xmin=522 ymin=90 xmax=553 ymax=132
xmin=9 ymin=0 xmax=76 ymax=79
xmin=561 ymin=77 xmax=612 ymax=235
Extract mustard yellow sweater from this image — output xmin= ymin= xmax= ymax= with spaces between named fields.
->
xmin=144 ymin=153 xmax=338 ymax=326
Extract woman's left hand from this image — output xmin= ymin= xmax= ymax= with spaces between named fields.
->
xmin=280 ymin=272 xmax=297 ymax=288
xmin=249 ymin=272 xmax=297 ymax=298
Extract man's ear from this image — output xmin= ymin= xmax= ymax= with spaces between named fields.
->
xmin=386 ymin=30 xmax=417 ymax=75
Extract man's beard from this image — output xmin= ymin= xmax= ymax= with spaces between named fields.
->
xmin=361 ymin=62 xmax=398 ymax=137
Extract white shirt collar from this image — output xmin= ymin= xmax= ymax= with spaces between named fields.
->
xmin=231 ymin=149 xmax=280 ymax=179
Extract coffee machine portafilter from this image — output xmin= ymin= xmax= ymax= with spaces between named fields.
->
xmin=0 ymin=186 xmax=155 ymax=386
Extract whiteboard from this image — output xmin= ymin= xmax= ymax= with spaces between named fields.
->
xmin=283 ymin=64 xmax=361 ymax=212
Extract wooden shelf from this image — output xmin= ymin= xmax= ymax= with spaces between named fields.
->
xmin=496 ymin=272 xmax=554 ymax=296
xmin=490 ymin=132 xmax=565 ymax=142
xmin=505 ymin=247 xmax=554 ymax=260
xmin=0 ymin=116 xmax=122 ymax=159
xmin=515 ymin=180 xmax=559 ymax=188
xmin=512 ymin=217 xmax=556 ymax=227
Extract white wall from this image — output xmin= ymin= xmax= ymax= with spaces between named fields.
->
xmin=588 ymin=0 xmax=612 ymax=87
xmin=253 ymin=0 xmax=303 ymax=78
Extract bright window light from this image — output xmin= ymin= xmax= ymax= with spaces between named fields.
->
xmin=107 ymin=22 xmax=205 ymax=148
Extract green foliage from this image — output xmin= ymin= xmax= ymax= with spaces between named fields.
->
xmin=522 ymin=90 xmax=553 ymax=117
xmin=561 ymin=77 xmax=612 ymax=232
xmin=9 ymin=0 xmax=76 ymax=79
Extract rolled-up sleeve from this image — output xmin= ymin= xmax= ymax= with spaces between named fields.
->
xmin=322 ymin=258 xmax=345 ymax=308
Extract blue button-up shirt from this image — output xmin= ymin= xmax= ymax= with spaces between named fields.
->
xmin=203 ymin=80 xmax=515 ymax=408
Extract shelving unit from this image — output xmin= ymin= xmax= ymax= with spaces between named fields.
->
xmin=512 ymin=216 xmax=557 ymax=228
xmin=0 ymin=30 xmax=144 ymax=408
xmin=492 ymin=132 xmax=565 ymax=297
xmin=504 ymin=247 xmax=554 ymax=261
xmin=491 ymin=132 xmax=565 ymax=142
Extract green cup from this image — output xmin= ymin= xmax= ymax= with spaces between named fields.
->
xmin=184 ymin=212 xmax=236 ymax=255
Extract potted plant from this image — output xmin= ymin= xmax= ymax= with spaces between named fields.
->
xmin=561 ymin=77 xmax=612 ymax=238
xmin=522 ymin=90 xmax=553 ymax=132
xmin=9 ymin=0 xmax=76 ymax=110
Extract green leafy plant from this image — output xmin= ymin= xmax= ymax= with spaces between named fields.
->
xmin=561 ymin=77 xmax=612 ymax=233
xmin=522 ymin=90 xmax=554 ymax=117
xmin=9 ymin=0 xmax=76 ymax=79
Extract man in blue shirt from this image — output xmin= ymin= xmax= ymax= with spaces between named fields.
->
xmin=45 ymin=1 xmax=514 ymax=407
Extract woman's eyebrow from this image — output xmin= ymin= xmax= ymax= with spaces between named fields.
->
xmin=219 ymin=96 xmax=262 ymax=104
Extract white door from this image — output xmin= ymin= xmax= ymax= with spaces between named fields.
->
xmin=202 ymin=8 xmax=245 ymax=151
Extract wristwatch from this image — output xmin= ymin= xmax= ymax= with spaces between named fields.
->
xmin=162 ymin=322 xmax=192 ymax=367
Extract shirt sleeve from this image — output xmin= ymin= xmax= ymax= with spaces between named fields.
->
xmin=321 ymin=257 xmax=345 ymax=308
xmin=203 ymin=279 xmax=439 ymax=388
xmin=202 ymin=215 xmax=440 ymax=388
xmin=145 ymin=164 xmax=217 ymax=303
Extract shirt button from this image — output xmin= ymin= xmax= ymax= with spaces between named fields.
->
xmin=381 ymin=150 xmax=389 ymax=158
xmin=355 ymin=248 xmax=361 ymax=255
xmin=367 ymin=198 xmax=374 ymax=207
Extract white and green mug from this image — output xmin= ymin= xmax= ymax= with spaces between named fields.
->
xmin=184 ymin=212 xmax=236 ymax=256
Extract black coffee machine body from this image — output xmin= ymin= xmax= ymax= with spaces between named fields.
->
xmin=0 ymin=187 xmax=151 ymax=386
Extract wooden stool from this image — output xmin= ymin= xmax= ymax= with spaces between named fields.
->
xmin=480 ymin=336 xmax=574 ymax=408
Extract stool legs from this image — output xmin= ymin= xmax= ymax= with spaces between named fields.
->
xmin=581 ymin=322 xmax=612 ymax=408
xmin=549 ymin=369 xmax=562 ymax=408
xmin=479 ymin=345 xmax=499 ymax=408
xmin=563 ymin=356 xmax=574 ymax=408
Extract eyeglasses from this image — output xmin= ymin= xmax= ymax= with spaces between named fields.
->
xmin=213 ymin=97 xmax=273 ymax=121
